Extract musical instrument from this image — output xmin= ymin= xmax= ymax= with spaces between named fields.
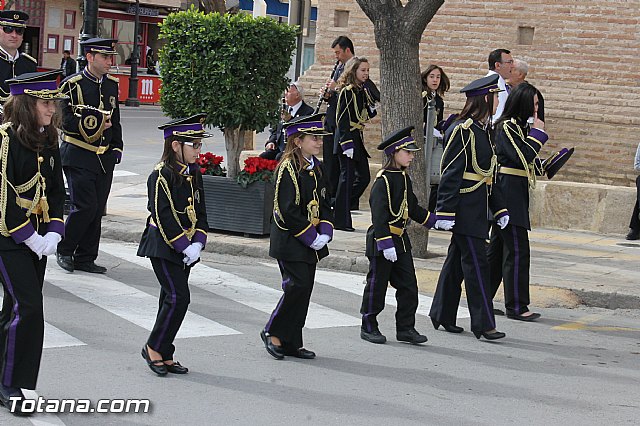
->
xmin=314 ymin=60 xmax=340 ymax=114
xmin=280 ymin=95 xmax=292 ymax=122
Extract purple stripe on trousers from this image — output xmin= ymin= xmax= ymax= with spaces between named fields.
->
xmin=266 ymin=260 xmax=287 ymax=332
xmin=363 ymin=257 xmax=377 ymax=332
xmin=345 ymin=158 xmax=352 ymax=223
xmin=466 ymin=236 xmax=495 ymax=329
xmin=155 ymin=259 xmax=177 ymax=349
xmin=0 ymin=257 xmax=20 ymax=386
xmin=512 ymin=225 xmax=521 ymax=314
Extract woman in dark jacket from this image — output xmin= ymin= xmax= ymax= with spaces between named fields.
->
xmin=0 ymin=70 xmax=67 ymax=415
xmin=138 ymin=114 xmax=209 ymax=376
xmin=261 ymin=113 xmax=334 ymax=360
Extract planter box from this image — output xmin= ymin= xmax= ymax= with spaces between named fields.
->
xmin=202 ymin=175 xmax=274 ymax=236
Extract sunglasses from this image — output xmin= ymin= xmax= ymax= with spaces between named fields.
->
xmin=182 ymin=141 xmax=203 ymax=149
xmin=2 ymin=26 xmax=25 ymax=36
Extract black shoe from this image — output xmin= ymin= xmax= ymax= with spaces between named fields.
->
xmin=473 ymin=330 xmax=506 ymax=340
xmin=74 ymin=262 xmax=107 ymax=274
xmin=360 ymin=329 xmax=387 ymax=344
xmin=141 ymin=346 xmax=168 ymax=376
xmin=396 ymin=328 xmax=428 ymax=344
xmin=626 ymin=229 xmax=640 ymax=240
xmin=336 ymin=226 xmax=355 ymax=232
xmin=0 ymin=385 xmax=31 ymax=416
xmin=431 ymin=318 xmax=464 ymax=333
xmin=507 ymin=312 xmax=541 ymax=322
xmin=56 ymin=252 xmax=74 ymax=272
xmin=285 ymin=348 xmax=316 ymax=359
xmin=164 ymin=361 xmax=189 ymax=374
xmin=260 ymin=330 xmax=284 ymax=360
xmin=493 ymin=308 xmax=505 ymax=316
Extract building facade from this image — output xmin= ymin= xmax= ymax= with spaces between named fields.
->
xmin=301 ymin=0 xmax=640 ymax=186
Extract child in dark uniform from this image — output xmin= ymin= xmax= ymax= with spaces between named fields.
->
xmin=261 ymin=113 xmax=334 ymax=360
xmin=360 ymin=126 xmax=436 ymax=345
xmin=137 ymin=114 xmax=209 ymax=375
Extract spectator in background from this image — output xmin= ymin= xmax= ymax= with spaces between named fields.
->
xmin=507 ymin=58 xmax=545 ymax=122
xmin=626 ymin=142 xmax=640 ymax=240
xmin=146 ymin=48 xmax=157 ymax=75
xmin=486 ymin=48 xmax=513 ymax=123
xmin=60 ymin=50 xmax=77 ymax=78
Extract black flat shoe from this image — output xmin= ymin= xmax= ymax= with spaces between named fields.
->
xmin=141 ymin=346 xmax=168 ymax=376
xmin=75 ymin=262 xmax=107 ymax=274
xmin=626 ymin=229 xmax=640 ymax=240
xmin=56 ymin=252 xmax=74 ymax=272
xmin=286 ymin=348 xmax=316 ymax=359
xmin=360 ymin=329 xmax=387 ymax=344
xmin=473 ymin=330 xmax=506 ymax=340
xmin=260 ymin=330 xmax=284 ymax=360
xmin=0 ymin=386 xmax=31 ymax=416
xmin=164 ymin=361 xmax=189 ymax=374
xmin=507 ymin=312 xmax=541 ymax=322
xmin=396 ymin=328 xmax=428 ymax=344
xmin=336 ymin=226 xmax=355 ymax=232
xmin=431 ymin=318 xmax=464 ymax=333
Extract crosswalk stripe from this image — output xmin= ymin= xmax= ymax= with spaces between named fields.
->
xmin=22 ymin=390 xmax=66 ymax=426
xmin=113 ymin=170 xmax=139 ymax=177
xmin=45 ymin=267 xmax=240 ymax=338
xmin=100 ymin=243 xmax=362 ymax=329
xmin=260 ymin=262 xmax=472 ymax=319
xmin=0 ymin=296 xmax=86 ymax=349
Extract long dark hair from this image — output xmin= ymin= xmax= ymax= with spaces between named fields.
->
xmin=458 ymin=92 xmax=496 ymax=124
xmin=160 ymin=135 xmax=191 ymax=184
xmin=421 ymin=64 xmax=450 ymax=97
xmin=495 ymin=82 xmax=538 ymax=129
xmin=3 ymin=95 xmax=61 ymax=150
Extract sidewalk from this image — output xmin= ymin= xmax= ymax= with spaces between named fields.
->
xmin=104 ymin=179 xmax=640 ymax=310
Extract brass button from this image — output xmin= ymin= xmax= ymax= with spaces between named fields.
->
xmin=38 ymin=156 xmax=44 ymax=163
xmin=309 ymin=171 xmax=314 ymax=176
xmin=188 ymin=197 xmax=193 ymax=203
xmin=187 ymin=176 xmax=192 ymax=182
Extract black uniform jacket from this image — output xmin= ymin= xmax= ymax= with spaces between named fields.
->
xmin=494 ymin=118 xmax=548 ymax=230
xmin=436 ymin=118 xmax=507 ymax=239
xmin=334 ymin=84 xmax=373 ymax=159
xmin=422 ymin=92 xmax=445 ymax=127
xmin=59 ymin=68 xmax=123 ymax=173
xmin=366 ymin=169 xmax=435 ymax=257
xmin=0 ymin=51 xmax=37 ymax=102
xmin=269 ymin=157 xmax=334 ymax=264
xmin=266 ymin=101 xmax=314 ymax=153
xmin=0 ymin=124 xmax=65 ymax=251
xmin=137 ymin=162 xmax=208 ymax=265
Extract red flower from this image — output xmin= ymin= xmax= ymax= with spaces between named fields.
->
xmin=197 ymin=152 xmax=227 ymax=177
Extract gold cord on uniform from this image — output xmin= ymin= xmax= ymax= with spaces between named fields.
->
xmin=153 ymin=162 xmax=197 ymax=246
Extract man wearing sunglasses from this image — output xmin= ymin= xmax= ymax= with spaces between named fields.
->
xmin=0 ymin=10 xmax=37 ymax=103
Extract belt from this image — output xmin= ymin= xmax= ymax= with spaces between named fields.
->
xmin=63 ymin=134 xmax=109 ymax=155
xmin=350 ymin=121 xmax=364 ymax=131
xmin=462 ymin=172 xmax=491 ymax=184
xmin=499 ymin=167 xmax=528 ymax=177
xmin=389 ymin=225 xmax=404 ymax=236
xmin=16 ymin=197 xmax=42 ymax=214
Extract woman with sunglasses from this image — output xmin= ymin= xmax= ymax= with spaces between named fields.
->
xmin=0 ymin=11 xmax=36 ymax=104
xmin=0 ymin=70 xmax=67 ymax=415
xmin=137 ymin=114 xmax=209 ymax=376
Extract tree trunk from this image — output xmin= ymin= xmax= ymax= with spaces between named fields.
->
xmin=356 ymin=0 xmax=444 ymax=258
xmin=224 ymin=127 xmax=243 ymax=178
xmin=200 ymin=0 xmax=227 ymax=14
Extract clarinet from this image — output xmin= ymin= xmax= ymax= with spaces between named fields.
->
xmin=314 ymin=60 xmax=340 ymax=114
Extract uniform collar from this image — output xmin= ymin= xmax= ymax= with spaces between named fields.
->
xmin=0 ymin=46 xmax=19 ymax=62
xmin=304 ymin=155 xmax=315 ymax=170
xmin=82 ymin=67 xmax=103 ymax=83
xmin=174 ymin=161 xmax=195 ymax=176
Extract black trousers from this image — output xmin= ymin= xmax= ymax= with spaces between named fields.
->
xmin=265 ymin=260 xmax=316 ymax=351
xmin=629 ymin=175 xmax=640 ymax=231
xmin=429 ymin=233 xmax=496 ymax=332
xmin=361 ymin=252 xmax=419 ymax=333
xmin=58 ymin=166 xmax=114 ymax=263
xmin=0 ymin=250 xmax=47 ymax=389
xmin=322 ymin=134 xmax=339 ymax=199
xmin=334 ymin=153 xmax=370 ymax=228
xmin=147 ymin=258 xmax=191 ymax=360
xmin=487 ymin=223 xmax=532 ymax=316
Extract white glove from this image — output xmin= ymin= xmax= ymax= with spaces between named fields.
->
xmin=432 ymin=128 xmax=443 ymax=138
xmin=310 ymin=234 xmax=327 ymax=251
xmin=182 ymin=242 xmax=202 ymax=266
xmin=497 ymin=214 xmax=510 ymax=230
xmin=42 ymin=232 xmax=62 ymax=257
xmin=434 ymin=220 xmax=455 ymax=231
xmin=23 ymin=232 xmax=47 ymax=259
xmin=382 ymin=247 xmax=397 ymax=262
xmin=343 ymin=148 xmax=354 ymax=159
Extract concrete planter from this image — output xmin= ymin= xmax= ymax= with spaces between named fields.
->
xmin=201 ymin=175 xmax=274 ymax=236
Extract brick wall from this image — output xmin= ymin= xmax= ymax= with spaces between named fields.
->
xmin=299 ymin=0 xmax=640 ymax=186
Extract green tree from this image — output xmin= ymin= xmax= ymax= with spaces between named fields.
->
xmin=159 ymin=7 xmax=298 ymax=177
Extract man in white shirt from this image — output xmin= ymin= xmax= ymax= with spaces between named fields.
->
xmin=486 ymin=48 xmax=513 ymax=122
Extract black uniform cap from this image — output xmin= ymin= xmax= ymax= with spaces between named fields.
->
xmin=544 ymin=147 xmax=574 ymax=179
xmin=7 ymin=70 xmax=68 ymax=100
xmin=0 ymin=10 xmax=29 ymax=28
xmin=460 ymin=74 xmax=504 ymax=98
xmin=284 ymin=113 xmax=331 ymax=138
xmin=158 ymin=113 xmax=212 ymax=139
xmin=81 ymin=38 xmax=118 ymax=55
xmin=377 ymin=126 xmax=421 ymax=155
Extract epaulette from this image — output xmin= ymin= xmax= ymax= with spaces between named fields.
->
xmin=21 ymin=53 xmax=37 ymax=63
xmin=345 ymin=84 xmax=353 ymax=91
xmin=460 ymin=118 xmax=474 ymax=130
xmin=376 ymin=169 xmax=386 ymax=179
xmin=154 ymin=162 xmax=165 ymax=171
xmin=65 ymin=74 xmax=83 ymax=85
xmin=421 ymin=90 xmax=429 ymax=98
xmin=106 ymin=75 xmax=119 ymax=83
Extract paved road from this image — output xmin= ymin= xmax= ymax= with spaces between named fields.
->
xmin=2 ymin=241 xmax=638 ymax=425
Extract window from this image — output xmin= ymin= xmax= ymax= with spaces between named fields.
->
xmin=47 ymin=35 xmax=59 ymax=53
xmin=63 ymin=36 xmax=74 ymax=54
xmin=518 ymin=26 xmax=535 ymax=45
xmin=334 ymin=10 xmax=349 ymax=27
xmin=64 ymin=10 xmax=76 ymax=29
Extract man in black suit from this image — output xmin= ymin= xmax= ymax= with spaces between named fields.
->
xmin=60 ymin=50 xmax=77 ymax=78
xmin=0 ymin=10 xmax=37 ymax=103
xmin=260 ymin=82 xmax=314 ymax=160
